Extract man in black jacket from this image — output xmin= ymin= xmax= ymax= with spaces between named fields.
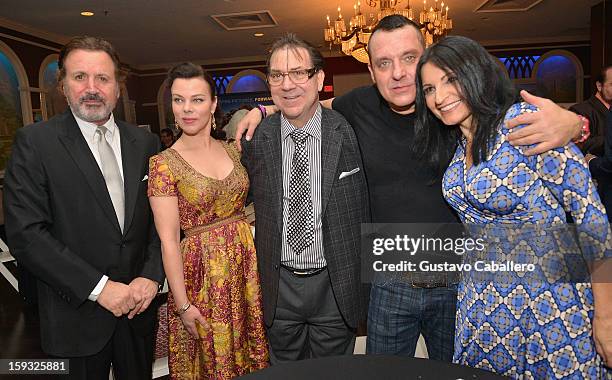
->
xmin=587 ymin=108 xmax=612 ymax=220
xmin=3 ymin=36 xmax=163 ymax=380
xmin=570 ymin=65 xmax=612 ymax=156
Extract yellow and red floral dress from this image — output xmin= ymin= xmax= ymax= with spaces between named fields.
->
xmin=148 ymin=142 xmax=268 ymax=379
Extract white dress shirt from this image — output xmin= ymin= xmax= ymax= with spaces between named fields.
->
xmin=73 ymin=111 xmax=124 ymax=301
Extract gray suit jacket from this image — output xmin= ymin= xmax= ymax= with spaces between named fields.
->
xmin=241 ymin=107 xmax=369 ymax=328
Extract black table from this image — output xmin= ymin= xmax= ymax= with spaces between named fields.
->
xmin=238 ymin=355 xmax=508 ymax=380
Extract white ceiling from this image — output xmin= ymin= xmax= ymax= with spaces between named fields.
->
xmin=0 ymin=0 xmax=602 ymax=69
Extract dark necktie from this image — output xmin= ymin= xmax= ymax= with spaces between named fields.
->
xmin=287 ymin=129 xmax=314 ymax=254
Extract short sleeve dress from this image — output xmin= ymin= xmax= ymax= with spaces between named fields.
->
xmin=148 ymin=142 xmax=268 ymax=379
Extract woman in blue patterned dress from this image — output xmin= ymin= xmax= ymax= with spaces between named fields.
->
xmin=413 ymin=36 xmax=612 ymax=379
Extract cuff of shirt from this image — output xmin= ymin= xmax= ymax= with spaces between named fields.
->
xmin=88 ymin=275 xmax=109 ymax=302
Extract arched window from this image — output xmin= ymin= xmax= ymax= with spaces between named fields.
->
xmin=226 ymin=70 xmax=268 ymax=93
xmin=0 ymin=40 xmax=32 ymax=171
xmin=39 ymin=54 xmax=67 ymax=120
xmin=532 ymin=50 xmax=583 ymax=105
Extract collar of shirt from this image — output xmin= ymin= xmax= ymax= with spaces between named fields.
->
xmin=72 ymin=110 xmax=124 ymax=179
xmin=73 ymin=111 xmax=118 ymax=143
xmin=281 ymin=104 xmax=322 ymax=142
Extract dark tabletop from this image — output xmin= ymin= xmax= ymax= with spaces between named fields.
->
xmin=238 ymin=355 xmax=508 ymax=380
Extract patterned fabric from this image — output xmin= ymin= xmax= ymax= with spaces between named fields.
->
xmin=443 ymin=102 xmax=611 ymax=379
xmin=287 ymin=128 xmax=315 ymax=254
xmin=148 ymin=142 xmax=268 ymax=380
xmin=280 ymin=105 xmax=326 ymax=270
xmin=155 ymin=301 xmax=169 ymax=360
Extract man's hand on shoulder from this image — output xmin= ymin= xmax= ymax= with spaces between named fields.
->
xmin=235 ymin=108 xmax=264 ymax=152
xmin=97 ymin=280 xmax=138 ymax=317
xmin=506 ymin=90 xmax=581 ymax=155
xmin=127 ymin=277 xmax=158 ymax=319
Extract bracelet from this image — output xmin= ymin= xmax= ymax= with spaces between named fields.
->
xmin=257 ymin=104 xmax=267 ymax=119
xmin=176 ymin=302 xmax=191 ymax=315
xmin=574 ymin=115 xmax=590 ymax=144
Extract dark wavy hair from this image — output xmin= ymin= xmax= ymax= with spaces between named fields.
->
xmin=267 ymin=33 xmax=324 ymax=74
xmin=167 ymin=62 xmax=225 ymax=140
xmin=596 ymin=64 xmax=612 ymax=85
xmin=58 ymin=36 xmax=123 ymax=82
xmin=414 ymin=36 xmax=517 ymax=168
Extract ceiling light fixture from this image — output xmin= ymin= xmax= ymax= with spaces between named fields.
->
xmin=80 ymin=11 xmax=95 ymax=16
xmin=254 ymin=32 xmax=264 ymax=37
xmin=324 ymin=0 xmax=452 ymax=63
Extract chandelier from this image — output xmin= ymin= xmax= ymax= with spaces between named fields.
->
xmin=324 ymin=0 xmax=453 ymax=63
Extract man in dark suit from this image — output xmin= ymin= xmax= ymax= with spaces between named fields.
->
xmin=241 ymin=34 xmax=368 ymax=363
xmin=570 ymin=65 xmax=612 ymax=156
xmin=3 ymin=36 xmax=163 ymax=380
xmin=587 ymin=107 xmax=612 ymax=220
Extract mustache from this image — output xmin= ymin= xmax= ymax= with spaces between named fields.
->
xmin=79 ymin=93 xmax=105 ymax=103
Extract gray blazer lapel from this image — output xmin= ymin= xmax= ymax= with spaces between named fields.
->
xmin=56 ymin=111 xmax=122 ymax=234
xmin=262 ymin=118 xmax=284 ymax=235
xmin=321 ymin=110 xmax=342 ymax=217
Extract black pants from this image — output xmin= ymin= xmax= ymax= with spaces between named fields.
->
xmin=58 ymin=317 xmax=155 ymax=380
xmin=267 ymin=268 xmax=355 ymax=364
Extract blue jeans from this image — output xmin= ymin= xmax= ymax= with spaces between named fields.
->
xmin=366 ymin=282 xmax=457 ymax=361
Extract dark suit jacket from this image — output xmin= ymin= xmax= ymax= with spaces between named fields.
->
xmin=3 ymin=110 xmax=164 ymax=356
xmin=570 ymin=96 xmax=609 ymax=156
xmin=589 ymin=108 xmax=612 ymax=220
xmin=241 ymin=108 xmax=369 ymax=329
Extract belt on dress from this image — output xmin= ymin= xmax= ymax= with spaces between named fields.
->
xmin=183 ymin=212 xmax=246 ymax=238
xmin=281 ymin=264 xmax=327 ymax=277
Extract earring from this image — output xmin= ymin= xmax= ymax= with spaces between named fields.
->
xmin=175 ymin=121 xmax=181 ymax=130
xmin=211 ymin=113 xmax=216 ymax=131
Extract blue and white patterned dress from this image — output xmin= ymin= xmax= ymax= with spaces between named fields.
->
xmin=443 ymin=102 xmax=611 ymax=379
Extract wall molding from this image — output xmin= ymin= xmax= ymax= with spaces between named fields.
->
xmin=0 ymin=16 xmax=68 ymax=46
xmin=133 ymin=56 xmax=267 ymax=72
xmin=0 ymin=31 xmax=60 ymax=53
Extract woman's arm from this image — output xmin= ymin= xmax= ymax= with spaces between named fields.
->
xmin=533 ymin=138 xmax=612 ymax=365
xmin=149 ymin=196 xmax=207 ymax=338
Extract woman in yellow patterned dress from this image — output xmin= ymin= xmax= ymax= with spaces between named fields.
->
xmin=148 ymin=62 xmax=268 ymax=379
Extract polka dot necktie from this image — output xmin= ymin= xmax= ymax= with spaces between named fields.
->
xmin=287 ymin=129 xmax=314 ymax=254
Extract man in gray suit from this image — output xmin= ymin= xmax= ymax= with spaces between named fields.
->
xmin=241 ymin=33 xmax=369 ymax=363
